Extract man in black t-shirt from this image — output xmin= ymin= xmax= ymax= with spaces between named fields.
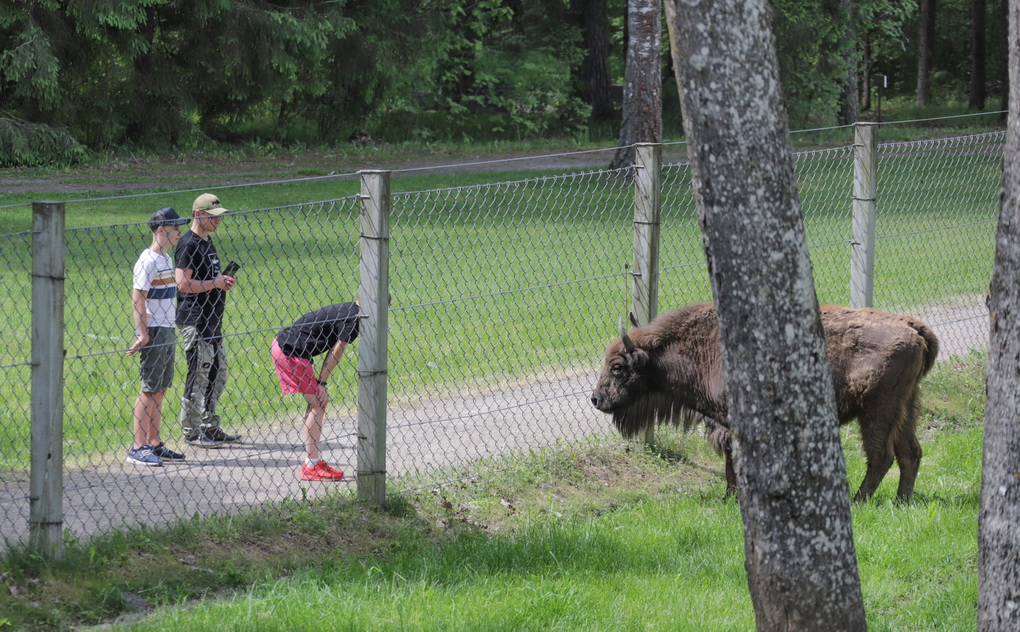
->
xmin=271 ymin=302 xmax=360 ymax=481
xmin=174 ymin=193 xmax=241 ymax=448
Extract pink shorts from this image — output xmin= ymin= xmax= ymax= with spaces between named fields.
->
xmin=272 ymin=338 xmax=318 ymax=394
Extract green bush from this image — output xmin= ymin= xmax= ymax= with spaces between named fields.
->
xmin=0 ymin=115 xmax=88 ymax=168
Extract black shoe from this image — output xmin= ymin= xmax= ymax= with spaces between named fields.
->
xmin=207 ymin=427 xmax=241 ymax=443
xmin=152 ymin=442 xmax=186 ymax=461
xmin=184 ymin=432 xmax=224 ymax=448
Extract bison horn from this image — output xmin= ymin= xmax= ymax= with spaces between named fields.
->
xmin=618 ymin=318 xmax=636 ymax=352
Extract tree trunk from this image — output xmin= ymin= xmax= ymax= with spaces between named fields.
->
xmin=977 ymin=2 xmax=1020 ymax=628
xmin=663 ymin=1 xmax=867 ymax=630
xmin=610 ymin=0 xmax=662 ymax=170
xmin=916 ymin=0 xmax=937 ymax=105
xmin=862 ymin=36 xmax=873 ymax=111
xmin=970 ymin=0 xmax=988 ymax=110
xmin=1001 ymin=0 xmax=1010 ymax=115
xmin=572 ymin=0 xmax=615 ymax=120
xmin=838 ymin=0 xmax=859 ymax=124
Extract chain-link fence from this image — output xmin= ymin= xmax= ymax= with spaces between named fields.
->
xmin=0 ymin=123 xmax=1003 ymax=554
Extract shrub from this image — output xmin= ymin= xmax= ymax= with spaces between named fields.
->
xmin=0 ymin=114 xmax=88 ymax=168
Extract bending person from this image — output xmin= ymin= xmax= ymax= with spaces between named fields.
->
xmin=271 ymin=301 xmax=360 ymax=481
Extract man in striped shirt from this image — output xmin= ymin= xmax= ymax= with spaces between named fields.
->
xmin=125 ymin=207 xmax=189 ymax=466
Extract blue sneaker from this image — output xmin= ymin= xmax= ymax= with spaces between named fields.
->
xmin=152 ymin=442 xmax=185 ymax=461
xmin=127 ymin=446 xmax=162 ymax=467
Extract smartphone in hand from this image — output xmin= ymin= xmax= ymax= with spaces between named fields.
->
xmin=223 ymin=261 xmax=240 ymax=277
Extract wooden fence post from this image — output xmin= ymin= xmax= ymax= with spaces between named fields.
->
xmin=357 ymin=171 xmax=390 ymax=506
xmin=851 ymin=122 xmax=878 ymax=308
xmin=632 ymin=143 xmax=662 ymax=445
xmin=30 ymin=201 xmax=65 ymax=559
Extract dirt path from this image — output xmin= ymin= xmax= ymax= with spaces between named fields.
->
xmin=0 ymin=371 xmax=606 ymax=548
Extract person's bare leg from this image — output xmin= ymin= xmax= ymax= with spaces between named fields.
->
xmin=144 ymin=391 xmax=166 ymax=446
xmin=133 ymin=392 xmax=157 ymax=448
xmin=302 ymin=393 xmax=326 ymax=461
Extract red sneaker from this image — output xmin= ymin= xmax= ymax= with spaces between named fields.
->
xmin=300 ymin=460 xmax=345 ymax=481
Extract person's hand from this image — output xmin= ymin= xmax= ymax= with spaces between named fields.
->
xmin=215 ymin=274 xmax=237 ymax=291
xmin=126 ymin=332 xmax=149 ymax=356
xmin=315 ymin=383 xmax=330 ymax=408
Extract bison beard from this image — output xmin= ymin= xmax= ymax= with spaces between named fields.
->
xmin=591 ymin=303 xmax=939 ymax=502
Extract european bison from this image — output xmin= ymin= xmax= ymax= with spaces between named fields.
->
xmin=590 ymin=303 xmax=939 ymax=502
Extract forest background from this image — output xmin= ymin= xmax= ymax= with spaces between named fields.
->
xmin=0 ymin=0 xmax=1008 ymax=169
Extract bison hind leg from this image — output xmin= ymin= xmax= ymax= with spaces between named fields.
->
xmin=892 ymin=390 xmax=923 ymax=502
xmin=853 ymin=407 xmax=899 ymax=503
xmin=854 ymin=387 xmax=923 ymax=503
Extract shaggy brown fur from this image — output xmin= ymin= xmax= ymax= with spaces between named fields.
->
xmin=590 ymin=303 xmax=939 ymax=501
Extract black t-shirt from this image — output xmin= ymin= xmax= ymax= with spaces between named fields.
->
xmin=276 ymin=303 xmax=360 ymax=360
xmin=175 ymin=230 xmax=225 ymax=339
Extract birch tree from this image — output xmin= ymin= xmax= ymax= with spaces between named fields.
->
xmin=609 ymin=0 xmax=662 ymax=170
xmin=663 ymin=0 xmax=866 ymax=628
xmin=977 ymin=2 xmax=1020 ymax=628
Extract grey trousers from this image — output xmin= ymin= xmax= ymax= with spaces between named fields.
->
xmin=178 ymin=324 xmax=228 ymax=438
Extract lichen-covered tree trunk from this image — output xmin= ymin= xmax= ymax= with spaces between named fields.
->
xmin=609 ymin=0 xmax=662 ymax=170
xmin=663 ymin=0 xmax=866 ymax=629
xmin=977 ymin=2 xmax=1020 ymax=628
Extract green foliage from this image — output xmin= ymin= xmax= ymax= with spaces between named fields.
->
xmin=425 ymin=0 xmax=589 ymax=142
xmin=0 ymin=113 xmax=87 ymax=167
xmin=0 ymin=21 xmax=61 ymax=109
xmin=770 ymin=0 xmax=857 ymax=126
xmin=0 ymin=0 xmax=1004 ymax=162
xmin=862 ymin=0 xmax=1008 ymax=107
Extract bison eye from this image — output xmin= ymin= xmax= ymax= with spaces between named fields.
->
xmin=610 ymin=364 xmax=626 ymax=377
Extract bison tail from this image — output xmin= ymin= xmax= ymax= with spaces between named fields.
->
xmin=912 ymin=320 xmax=940 ymax=376
xmin=705 ymin=421 xmax=732 ymax=455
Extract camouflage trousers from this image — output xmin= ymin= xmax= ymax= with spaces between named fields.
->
xmin=178 ymin=325 xmax=228 ymax=439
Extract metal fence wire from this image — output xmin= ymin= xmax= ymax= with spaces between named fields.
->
xmin=0 ymin=125 xmax=1003 ymax=552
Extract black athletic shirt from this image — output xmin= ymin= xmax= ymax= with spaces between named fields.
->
xmin=175 ymin=231 xmax=225 ymax=339
xmin=276 ymin=302 xmax=360 ymax=360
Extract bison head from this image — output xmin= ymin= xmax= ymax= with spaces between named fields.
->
xmin=592 ymin=320 xmax=704 ymax=439
xmin=591 ymin=323 xmax=652 ymax=416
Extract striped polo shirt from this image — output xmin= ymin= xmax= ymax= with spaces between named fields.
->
xmin=133 ymin=248 xmax=177 ymax=328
